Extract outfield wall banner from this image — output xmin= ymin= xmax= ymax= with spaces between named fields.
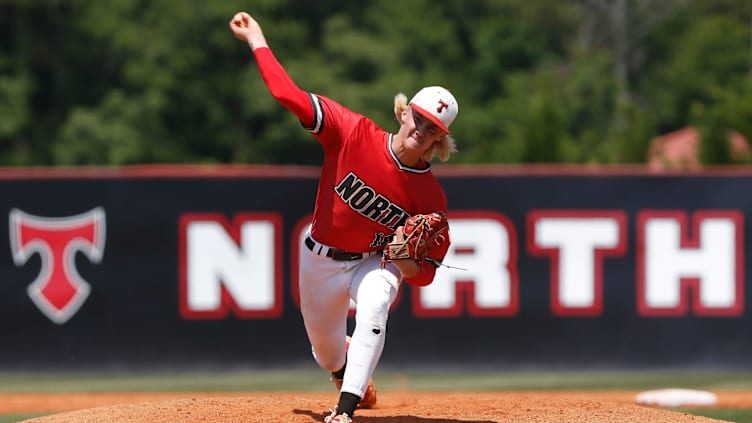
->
xmin=0 ymin=165 xmax=750 ymax=370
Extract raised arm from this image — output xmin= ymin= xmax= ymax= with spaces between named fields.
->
xmin=229 ymin=12 xmax=314 ymax=127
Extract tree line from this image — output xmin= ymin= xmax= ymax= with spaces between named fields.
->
xmin=0 ymin=0 xmax=750 ymax=166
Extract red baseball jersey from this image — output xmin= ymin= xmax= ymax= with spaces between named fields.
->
xmin=253 ymin=47 xmax=450 ymax=285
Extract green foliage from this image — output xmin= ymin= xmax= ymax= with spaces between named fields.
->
xmin=0 ymin=71 xmax=30 ymax=137
xmin=692 ymin=79 xmax=752 ymax=165
xmin=0 ymin=0 xmax=749 ymax=165
xmin=607 ymin=101 xmax=655 ymax=164
xmin=651 ymin=14 xmax=750 ymax=129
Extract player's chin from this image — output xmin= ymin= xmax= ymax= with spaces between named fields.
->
xmin=407 ymin=135 xmax=430 ymax=150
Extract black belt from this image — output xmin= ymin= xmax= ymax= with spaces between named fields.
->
xmin=305 ymin=236 xmax=364 ymax=261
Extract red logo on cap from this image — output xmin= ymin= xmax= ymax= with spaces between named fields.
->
xmin=437 ymin=100 xmax=448 ymax=113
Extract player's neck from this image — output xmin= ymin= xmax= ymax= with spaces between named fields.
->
xmin=391 ymin=133 xmax=422 ymax=168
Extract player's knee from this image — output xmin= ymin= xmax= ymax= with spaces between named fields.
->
xmin=312 ymin=345 xmax=345 ymax=372
xmin=318 ymin=357 xmax=345 ymax=373
xmin=355 ymin=276 xmax=394 ymax=332
xmin=360 ymin=271 xmax=397 ymax=301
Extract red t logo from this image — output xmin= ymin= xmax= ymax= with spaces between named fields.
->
xmin=10 ymin=208 xmax=106 ymax=324
xmin=437 ymin=100 xmax=449 ymax=113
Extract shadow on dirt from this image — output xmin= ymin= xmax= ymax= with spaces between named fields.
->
xmin=293 ymin=408 xmax=498 ymax=423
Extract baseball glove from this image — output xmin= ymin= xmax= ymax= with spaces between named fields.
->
xmin=382 ymin=212 xmax=448 ymax=263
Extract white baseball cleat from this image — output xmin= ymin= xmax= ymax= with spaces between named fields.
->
xmin=324 ymin=408 xmax=353 ymax=423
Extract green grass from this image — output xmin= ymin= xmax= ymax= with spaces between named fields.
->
xmin=676 ymin=408 xmax=752 ymax=423
xmin=2 ymin=368 xmax=751 ymax=392
xmin=0 ymin=415 xmax=43 ymax=423
xmin=382 ymin=368 xmax=752 ymax=391
xmin=2 ymin=369 xmax=751 ymax=422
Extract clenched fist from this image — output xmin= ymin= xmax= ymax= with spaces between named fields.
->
xmin=229 ymin=12 xmax=267 ymax=50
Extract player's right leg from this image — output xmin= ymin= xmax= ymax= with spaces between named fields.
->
xmin=298 ymin=238 xmax=352 ymax=373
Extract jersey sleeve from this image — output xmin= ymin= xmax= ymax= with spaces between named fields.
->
xmin=252 ymin=47 xmax=316 ymax=131
xmin=402 ymin=230 xmax=451 ymax=286
xmin=252 ymin=47 xmax=358 ymax=149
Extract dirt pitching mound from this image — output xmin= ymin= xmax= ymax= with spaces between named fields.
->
xmin=16 ymin=392 xmax=730 ymax=423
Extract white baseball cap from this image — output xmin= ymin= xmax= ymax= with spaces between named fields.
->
xmin=409 ymin=86 xmax=458 ymax=134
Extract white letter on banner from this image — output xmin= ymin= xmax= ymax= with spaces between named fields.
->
xmin=414 ymin=214 xmax=518 ymax=317
xmin=638 ymin=210 xmax=743 ymax=316
xmin=186 ymin=219 xmax=276 ymax=313
xmin=532 ymin=213 xmax=625 ymax=315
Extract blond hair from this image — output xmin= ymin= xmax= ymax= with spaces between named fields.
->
xmin=394 ymin=93 xmax=457 ymax=162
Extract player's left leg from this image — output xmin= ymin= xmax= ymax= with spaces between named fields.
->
xmin=334 ymin=255 xmax=400 ymax=415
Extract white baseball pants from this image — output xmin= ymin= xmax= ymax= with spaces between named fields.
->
xmin=299 ymin=233 xmax=401 ymax=399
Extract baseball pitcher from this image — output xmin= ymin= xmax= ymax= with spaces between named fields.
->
xmin=230 ymin=11 xmax=459 ymax=423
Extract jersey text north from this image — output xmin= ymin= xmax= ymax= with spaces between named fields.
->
xmin=334 ymin=172 xmax=409 ymax=230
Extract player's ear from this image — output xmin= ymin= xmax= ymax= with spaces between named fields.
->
xmin=398 ymin=108 xmax=410 ymax=125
